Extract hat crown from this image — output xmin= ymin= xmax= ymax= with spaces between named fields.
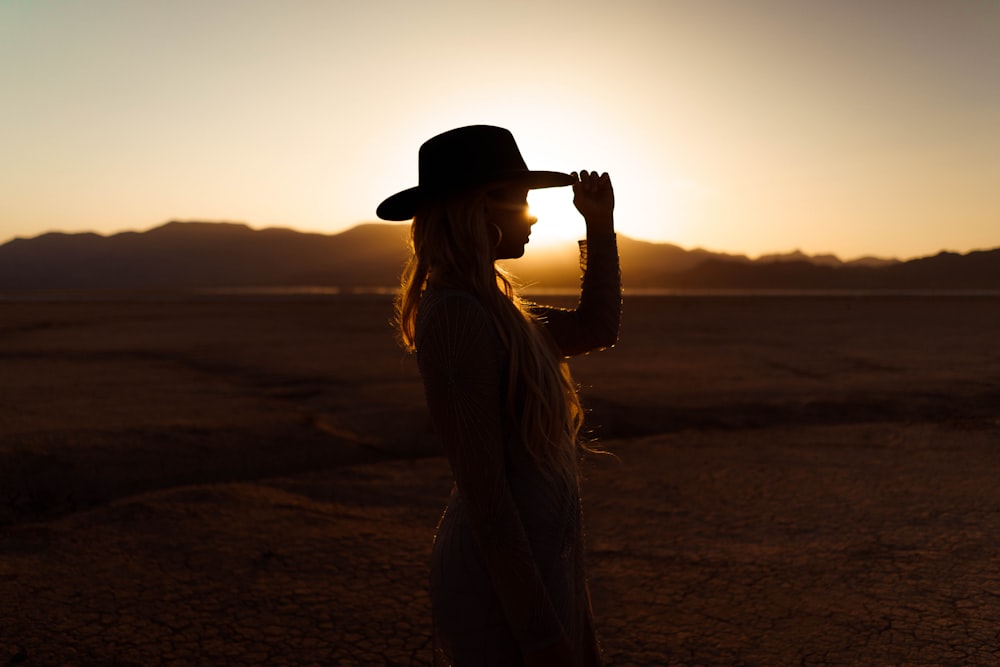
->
xmin=417 ymin=125 xmax=528 ymax=191
xmin=376 ymin=125 xmax=572 ymax=221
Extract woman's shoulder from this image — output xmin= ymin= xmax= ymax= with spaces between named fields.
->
xmin=420 ymin=286 xmax=488 ymax=315
xmin=416 ymin=288 xmax=496 ymax=343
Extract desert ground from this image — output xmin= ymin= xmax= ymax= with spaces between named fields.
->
xmin=2 ymin=291 xmax=999 ymax=666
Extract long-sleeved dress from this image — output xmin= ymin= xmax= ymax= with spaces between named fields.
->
xmin=415 ymin=234 xmax=621 ymax=667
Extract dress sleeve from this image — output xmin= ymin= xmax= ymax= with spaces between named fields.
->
xmin=416 ymin=293 xmax=566 ymax=651
xmin=532 ymin=233 xmax=622 ymax=357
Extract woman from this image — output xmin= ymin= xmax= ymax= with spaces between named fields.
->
xmin=377 ymin=125 xmax=620 ymax=667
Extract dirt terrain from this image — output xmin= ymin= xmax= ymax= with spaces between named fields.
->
xmin=2 ymin=293 xmax=999 ymax=665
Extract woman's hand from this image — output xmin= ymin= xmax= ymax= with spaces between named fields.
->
xmin=572 ymin=170 xmax=615 ymax=236
xmin=523 ymin=635 xmax=575 ymax=667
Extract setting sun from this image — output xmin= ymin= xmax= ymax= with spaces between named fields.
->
xmin=527 ymin=187 xmax=583 ymax=247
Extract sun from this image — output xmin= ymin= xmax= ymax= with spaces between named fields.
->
xmin=526 ymin=186 xmax=584 ymax=247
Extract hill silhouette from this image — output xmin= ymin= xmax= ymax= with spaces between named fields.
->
xmin=1 ymin=221 xmax=998 ymax=291
xmin=0 ymin=221 xmax=409 ymax=291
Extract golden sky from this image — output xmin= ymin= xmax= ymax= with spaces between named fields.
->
xmin=1 ymin=0 xmax=997 ymax=259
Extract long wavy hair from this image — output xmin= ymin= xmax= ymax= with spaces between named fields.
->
xmin=396 ymin=190 xmax=584 ymax=488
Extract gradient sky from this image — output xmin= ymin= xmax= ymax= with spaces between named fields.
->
xmin=2 ymin=0 xmax=997 ymax=259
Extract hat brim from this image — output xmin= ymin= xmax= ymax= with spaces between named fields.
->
xmin=376 ymin=170 xmax=575 ymax=221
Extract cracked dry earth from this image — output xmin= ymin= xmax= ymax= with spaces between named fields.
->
xmin=3 ymin=294 xmax=1000 ymax=665
xmin=3 ymin=422 xmax=1000 ymax=666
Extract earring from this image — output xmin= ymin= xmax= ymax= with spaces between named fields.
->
xmin=489 ymin=223 xmax=503 ymax=250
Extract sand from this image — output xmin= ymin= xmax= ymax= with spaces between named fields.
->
xmin=2 ymin=292 xmax=999 ymax=665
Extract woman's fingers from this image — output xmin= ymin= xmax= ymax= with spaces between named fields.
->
xmin=574 ymin=170 xmax=610 ymax=192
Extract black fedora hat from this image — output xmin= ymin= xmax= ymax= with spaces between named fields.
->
xmin=376 ymin=125 xmax=574 ymax=221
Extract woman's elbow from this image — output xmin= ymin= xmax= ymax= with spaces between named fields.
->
xmin=583 ymin=325 xmax=620 ymax=353
xmin=596 ymin=327 xmax=620 ymax=350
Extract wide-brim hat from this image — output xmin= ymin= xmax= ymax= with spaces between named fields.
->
xmin=376 ymin=125 xmax=574 ymax=221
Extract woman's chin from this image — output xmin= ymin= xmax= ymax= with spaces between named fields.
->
xmin=495 ymin=243 xmax=527 ymax=260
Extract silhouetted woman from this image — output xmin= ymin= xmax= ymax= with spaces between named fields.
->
xmin=377 ymin=125 xmax=620 ymax=667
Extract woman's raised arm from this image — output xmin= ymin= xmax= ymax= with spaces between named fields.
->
xmin=533 ymin=171 xmax=621 ymax=357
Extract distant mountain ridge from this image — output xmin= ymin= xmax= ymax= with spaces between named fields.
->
xmin=2 ymin=221 xmax=999 ymax=291
xmin=0 ymin=221 xmax=410 ymax=291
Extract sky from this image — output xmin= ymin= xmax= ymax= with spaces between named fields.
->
xmin=1 ymin=0 xmax=997 ymax=260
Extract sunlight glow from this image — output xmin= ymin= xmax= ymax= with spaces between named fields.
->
xmin=2 ymin=1 xmax=997 ymax=259
xmin=527 ymin=187 xmax=583 ymax=247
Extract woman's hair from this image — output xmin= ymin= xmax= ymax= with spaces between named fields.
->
xmin=396 ymin=191 xmax=584 ymax=487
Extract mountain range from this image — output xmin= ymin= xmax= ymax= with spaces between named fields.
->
xmin=2 ymin=221 xmax=999 ymax=291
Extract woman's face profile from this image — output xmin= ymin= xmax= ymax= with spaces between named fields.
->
xmin=486 ymin=187 xmax=535 ymax=260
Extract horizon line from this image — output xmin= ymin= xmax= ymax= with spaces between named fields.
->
xmin=3 ymin=218 xmax=996 ymax=265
